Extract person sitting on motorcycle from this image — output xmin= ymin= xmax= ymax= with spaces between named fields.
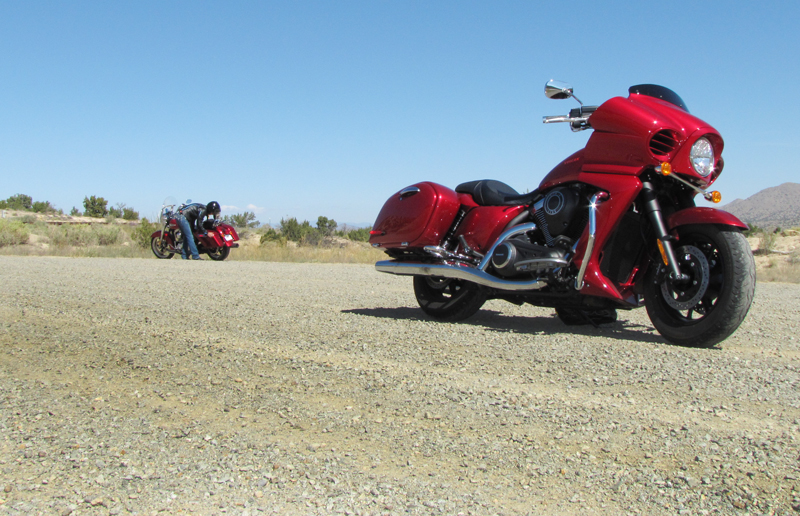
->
xmin=176 ymin=201 xmax=221 ymax=260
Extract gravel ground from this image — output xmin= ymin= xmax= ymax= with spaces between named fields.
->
xmin=1 ymin=256 xmax=799 ymax=515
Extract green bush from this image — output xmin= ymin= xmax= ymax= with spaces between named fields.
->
xmin=32 ymin=201 xmax=56 ymax=213
xmin=757 ymin=230 xmax=777 ymax=255
xmin=316 ymin=216 xmax=337 ymax=237
xmin=346 ymin=226 xmax=371 ymax=242
xmin=129 ymin=218 xmax=158 ymax=249
xmin=47 ymin=224 xmax=122 ymax=247
xmin=83 ymin=196 xmax=109 ymax=218
xmin=95 ymin=225 xmax=122 ymax=246
xmin=260 ymin=228 xmax=286 ymax=246
xmin=4 ymin=194 xmax=33 ymax=211
xmin=280 ymin=217 xmax=314 ymax=242
xmin=0 ymin=219 xmax=30 ymax=246
xmin=223 ymin=211 xmax=260 ymax=228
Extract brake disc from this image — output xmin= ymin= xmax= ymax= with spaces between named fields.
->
xmin=660 ymin=245 xmax=710 ymax=311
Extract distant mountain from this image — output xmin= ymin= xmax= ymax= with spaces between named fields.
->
xmin=721 ymin=182 xmax=800 ymax=229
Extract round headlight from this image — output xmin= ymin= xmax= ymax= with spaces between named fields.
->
xmin=690 ymin=137 xmax=714 ymax=177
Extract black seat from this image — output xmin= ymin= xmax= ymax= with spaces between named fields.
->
xmin=455 ymin=179 xmax=521 ymax=206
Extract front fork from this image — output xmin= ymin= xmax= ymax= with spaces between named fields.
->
xmin=641 ymin=182 xmax=688 ymax=282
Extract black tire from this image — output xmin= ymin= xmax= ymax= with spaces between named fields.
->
xmin=644 ymin=225 xmax=755 ymax=348
xmin=413 ymin=276 xmax=487 ymax=321
xmin=151 ymin=236 xmax=174 ymax=259
xmin=207 ymin=247 xmax=230 ymax=261
xmin=556 ymin=307 xmax=617 ymax=326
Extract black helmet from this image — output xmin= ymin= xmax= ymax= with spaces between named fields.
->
xmin=206 ymin=201 xmax=221 ymax=216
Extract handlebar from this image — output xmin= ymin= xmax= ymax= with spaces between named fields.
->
xmin=542 ymin=105 xmax=598 ymax=130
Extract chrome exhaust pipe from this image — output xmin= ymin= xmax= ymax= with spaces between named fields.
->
xmin=375 ymin=222 xmax=548 ymax=291
xmin=374 ymin=260 xmax=548 ymax=291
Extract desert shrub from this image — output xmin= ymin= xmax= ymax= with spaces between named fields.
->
xmin=19 ymin=214 xmax=38 ymax=224
xmin=346 ymin=226 xmax=371 ymax=242
xmin=32 ymin=201 xmax=56 ymax=213
xmin=316 ymin=216 xmax=337 ymax=237
xmin=223 ymin=211 xmax=260 ymax=228
xmin=70 ymin=207 xmax=82 ymax=216
xmin=280 ymin=217 xmax=314 ymax=242
xmin=48 ymin=225 xmax=97 ymax=247
xmin=260 ymin=228 xmax=286 ymax=246
xmin=129 ymin=218 xmax=158 ymax=249
xmin=0 ymin=219 xmax=30 ymax=246
xmin=4 ymin=194 xmax=33 ymax=211
xmin=95 ymin=225 xmax=122 ymax=245
xmin=83 ymin=196 xmax=108 ymax=218
xmin=757 ymin=230 xmax=777 ymax=255
xmin=122 ymin=207 xmax=139 ymax=220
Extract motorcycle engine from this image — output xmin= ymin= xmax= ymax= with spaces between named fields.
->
xmin=535 ymin=186 xmax=582 ymax=245
xmin=490 ymin=186 xmax=585 ymax=278
xmin=491 ymin=239 xmax=567 ymax=277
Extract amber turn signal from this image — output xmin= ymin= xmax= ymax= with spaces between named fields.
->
xmin=659 ymin=162 xmax=672 ymax=176
xmin=710 ymin=191 xmax=722 ymax=203
xmin=656 ymin=239 xmax=669 ymax=266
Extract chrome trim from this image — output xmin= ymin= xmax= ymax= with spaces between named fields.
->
xmin=542 ymin=115 xmax=591 ymax=125
xmin=423 ymin=245 xmax=476 ymax=264
xmin=478 ymin=222 xmax=538 ymax=271
xmin=516 ymin=257 xmax=569 ymax=272
xmin=491 ymin=242 xmax=513 ymax=269
xmin=375 ymin=260 xmax=547 ymax=291
xmin=574 ymin=192 xmax=607 ymax=290
xmin=399 ymin=186 xmax=420 ymax=200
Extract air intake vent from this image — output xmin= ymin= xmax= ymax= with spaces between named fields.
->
xmin=649 ymin=130 xmax=680 ymax=158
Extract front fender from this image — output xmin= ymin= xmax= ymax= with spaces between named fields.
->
xmin=667 ymin=207 xmax=748 ymax=231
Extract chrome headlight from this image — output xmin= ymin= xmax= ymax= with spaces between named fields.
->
xmin=690 ymin=137 xmax=714 ymax=177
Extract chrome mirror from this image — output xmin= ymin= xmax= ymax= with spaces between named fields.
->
xmin=545 ymin=80 xmax=583 ymax=106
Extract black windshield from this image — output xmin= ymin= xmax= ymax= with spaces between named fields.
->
xmin=629 ymin=84 xmax=688 ymax=112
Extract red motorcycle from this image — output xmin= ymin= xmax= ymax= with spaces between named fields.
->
xmin=369 ymin=81 xmax=755 ymax=348
xmin=151 ymin=198 xmax=239 ymax=261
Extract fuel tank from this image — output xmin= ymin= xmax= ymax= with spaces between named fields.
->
xmin=370 ymin=182 xmax=461 ymax=249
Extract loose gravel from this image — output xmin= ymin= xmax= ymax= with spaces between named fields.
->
xmin=1 ymin=256 xmax=799 ymax=515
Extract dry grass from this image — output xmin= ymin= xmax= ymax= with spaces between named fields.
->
xmin=231 ymin=242 xmax=385 ymax=264
xmin=755 ymin=251 xmax=800 ymax=283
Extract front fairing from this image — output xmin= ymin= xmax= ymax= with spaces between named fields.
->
xmin=583 ymin=94 xmax=723 ymax=184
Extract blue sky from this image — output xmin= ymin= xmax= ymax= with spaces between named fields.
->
xmin=2 ymin=1 xmax=798 ymax=226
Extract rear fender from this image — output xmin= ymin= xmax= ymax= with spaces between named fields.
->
xmin=667 ymin=207 xmax=748 ymax=232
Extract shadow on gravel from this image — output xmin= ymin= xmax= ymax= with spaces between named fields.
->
xmin=344 ymin=307 xmax=665 ymax=344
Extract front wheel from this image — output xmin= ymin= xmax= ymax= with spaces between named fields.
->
xmin=413 ymin=276 xmax=487 ymax=321
xmin=644 ymin=225 xmax=755 ymax=348
xmin=151 ymin=236 xmax=174 ymax=259
xmin=206 ymin=247 xmax=231 ymax=261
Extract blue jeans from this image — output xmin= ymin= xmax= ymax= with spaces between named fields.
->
xmin=176 ymin=214 xmax=200 ymax=259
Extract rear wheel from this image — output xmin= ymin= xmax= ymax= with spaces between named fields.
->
xmin=644 ymin=225 xmax=755 ymax=347
xmin=413 ymin=276 xmax=486 ymax=321
xmin=150 ymin=236 xmax=174 ymax=259
xmin=207 ymin=247 xmax=230 ymax=261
